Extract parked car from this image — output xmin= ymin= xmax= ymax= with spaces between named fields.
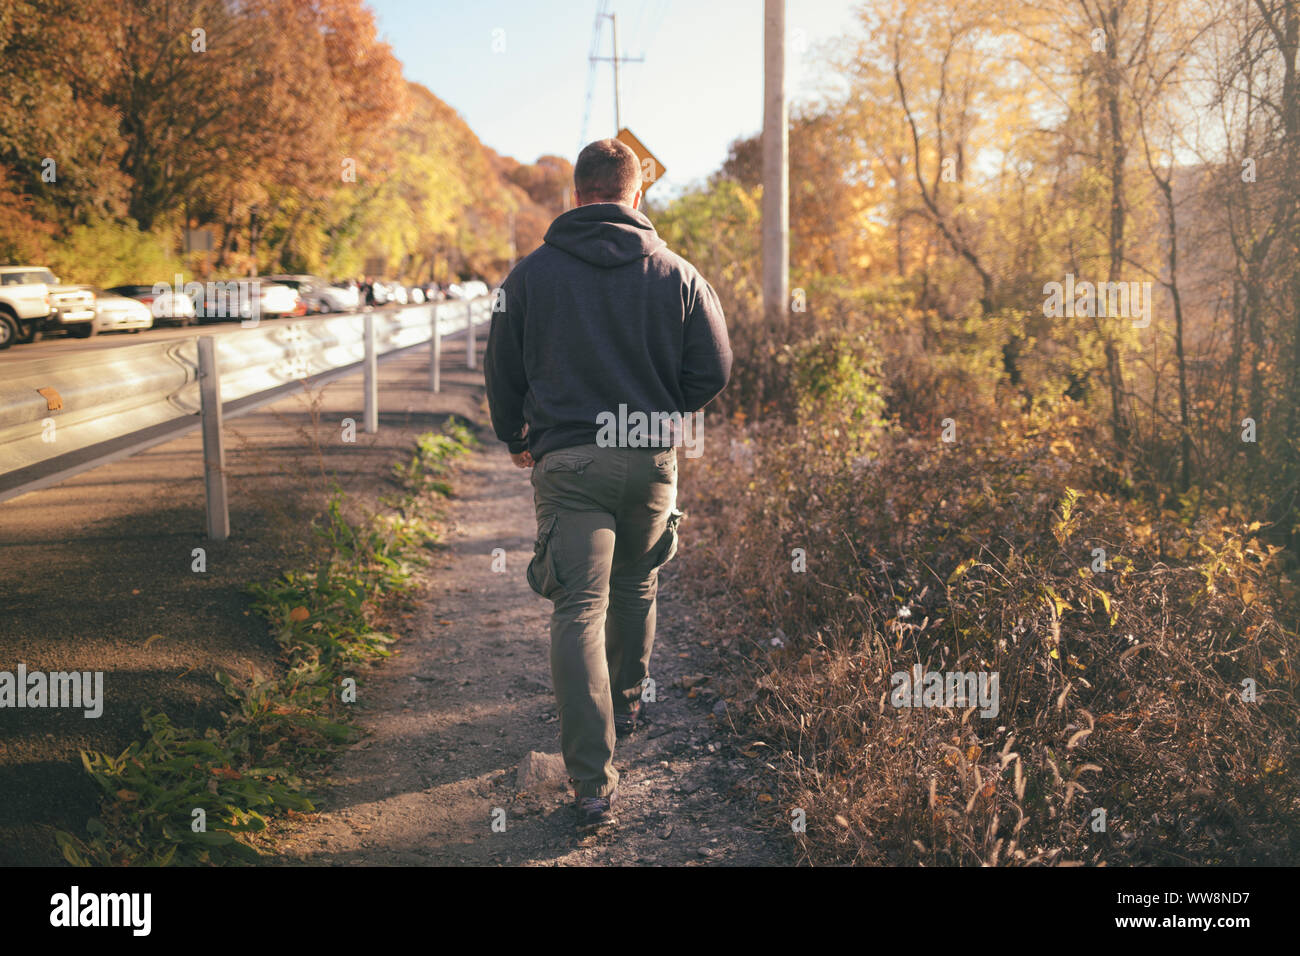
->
xmin=0 ymin=265 xmax=96 ymax=347
xmin=108 ymin=284 xmax=197 ymax=326
xmin=329 ymin=281 xmax=362 ymax=311
xmin=266 ymin=275 xmax=358 ymax=314
xmin=194 ymin=279 xmax=299 ymax=322
xmin=368 ymin=281 xmax=394 ymax=307
xmin=191 ymin=280 xmax=245 ymax=322
xmin=409 ymin=286 xmax=426 ymax=304
xmin=253 ymin=280 xmax=300 ymax=319
xmin=447 ymin=280 xmax=489 ymax=300
xmin=0 ymin=267 xmax=48 ymax=348
xmin=91 ymin=289 xmax=154 ymax=334
xmin=392 ymin=283 xmax=409 ymax=305
xmin=327 ymin=281 xmax=359 ymax=312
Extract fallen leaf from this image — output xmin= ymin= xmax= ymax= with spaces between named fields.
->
xmin=289 ymin=606 xmax=310 ymax=622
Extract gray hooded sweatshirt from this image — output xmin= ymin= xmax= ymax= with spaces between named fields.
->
xmin=485 ymin=202 xmax=733 ymax=460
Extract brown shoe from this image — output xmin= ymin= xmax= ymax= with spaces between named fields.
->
xmin=575 ymin=788 xmax=618 ymax=829
xmin=614 ymin=700 xmax=644 ymax=738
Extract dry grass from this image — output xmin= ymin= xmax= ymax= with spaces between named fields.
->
xmin=683 ymin=406 xmax=1300 ymax=865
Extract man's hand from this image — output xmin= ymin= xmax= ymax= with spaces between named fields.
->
xmin=509 ymin=422 xmax=532 ymax=468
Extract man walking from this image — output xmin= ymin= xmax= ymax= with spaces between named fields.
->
xmin=484 ymin=138 xmax=732 ymax=829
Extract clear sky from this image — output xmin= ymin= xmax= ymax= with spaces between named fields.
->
xmin=367 ymin=0 xmax=862 ymax=197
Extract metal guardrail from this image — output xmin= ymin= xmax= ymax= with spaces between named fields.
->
xmin=0 ymin=296 xmax=494 ymax=537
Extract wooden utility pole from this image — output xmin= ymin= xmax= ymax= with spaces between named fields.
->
xmin=762 ymin=0 xmax=789 ymax=339
xmin=592 ymin=12 xmax=644 ymax=136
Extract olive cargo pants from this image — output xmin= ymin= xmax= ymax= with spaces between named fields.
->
xmin=527 ymin=443 xmax=684 ymax=799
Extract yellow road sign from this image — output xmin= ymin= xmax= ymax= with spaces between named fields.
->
xmin=616 ymin=127 xmax=666 ymax=192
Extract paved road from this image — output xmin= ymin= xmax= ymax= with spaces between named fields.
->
xmin=0 ymin=304 xmax=444 ymax=365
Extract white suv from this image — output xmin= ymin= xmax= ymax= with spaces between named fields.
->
xmin=0 ymin=265 xmax=97 ymax=348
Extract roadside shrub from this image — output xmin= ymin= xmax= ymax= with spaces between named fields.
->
xmin=780 ymin=330 xmax=889 ymax=459
xmin=44 ymin=219 xmax=184 ymax=287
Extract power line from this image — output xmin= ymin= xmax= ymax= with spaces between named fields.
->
xmin=624 ymin=0 xmax=656 ymax=109
xmin=642 ymin=0 xmax=669 ymax=58
xmin=632 ymin=0 xmax=651 ymax=63
xmin=627 ymin=0 xmax=668 ymax=111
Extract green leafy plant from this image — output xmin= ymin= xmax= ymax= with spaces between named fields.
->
xmin=55 ymin=422 xmax=476 ymax=866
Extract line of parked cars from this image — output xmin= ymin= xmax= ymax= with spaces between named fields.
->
xmin=352 ymin=279 xmax=489 ymax=308
xmin=0 ymin=266 xmax=488 ymax=351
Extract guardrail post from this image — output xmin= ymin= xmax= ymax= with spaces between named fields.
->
xmin=197 ymin=336 xmax=230 ymax=541
xmin=430 ymin=305 xmax=441 ymax=393
xmin=364 ymin=312 xmax=378 ymax=433
xmin=465 ymin=299 xmax=476 ymax=370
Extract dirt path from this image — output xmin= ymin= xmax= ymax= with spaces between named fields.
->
xmin=269 ymin=440 xmax=787 ymax=866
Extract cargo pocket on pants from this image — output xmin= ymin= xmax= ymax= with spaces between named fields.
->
xmin=649 ymin=508 xmax=685 ymax=570
xmin=527 ymin=514 xmax=563 ymax=599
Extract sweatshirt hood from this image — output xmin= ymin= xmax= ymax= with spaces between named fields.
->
xmin=543 ymin=202 xmax=666 ymax=268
